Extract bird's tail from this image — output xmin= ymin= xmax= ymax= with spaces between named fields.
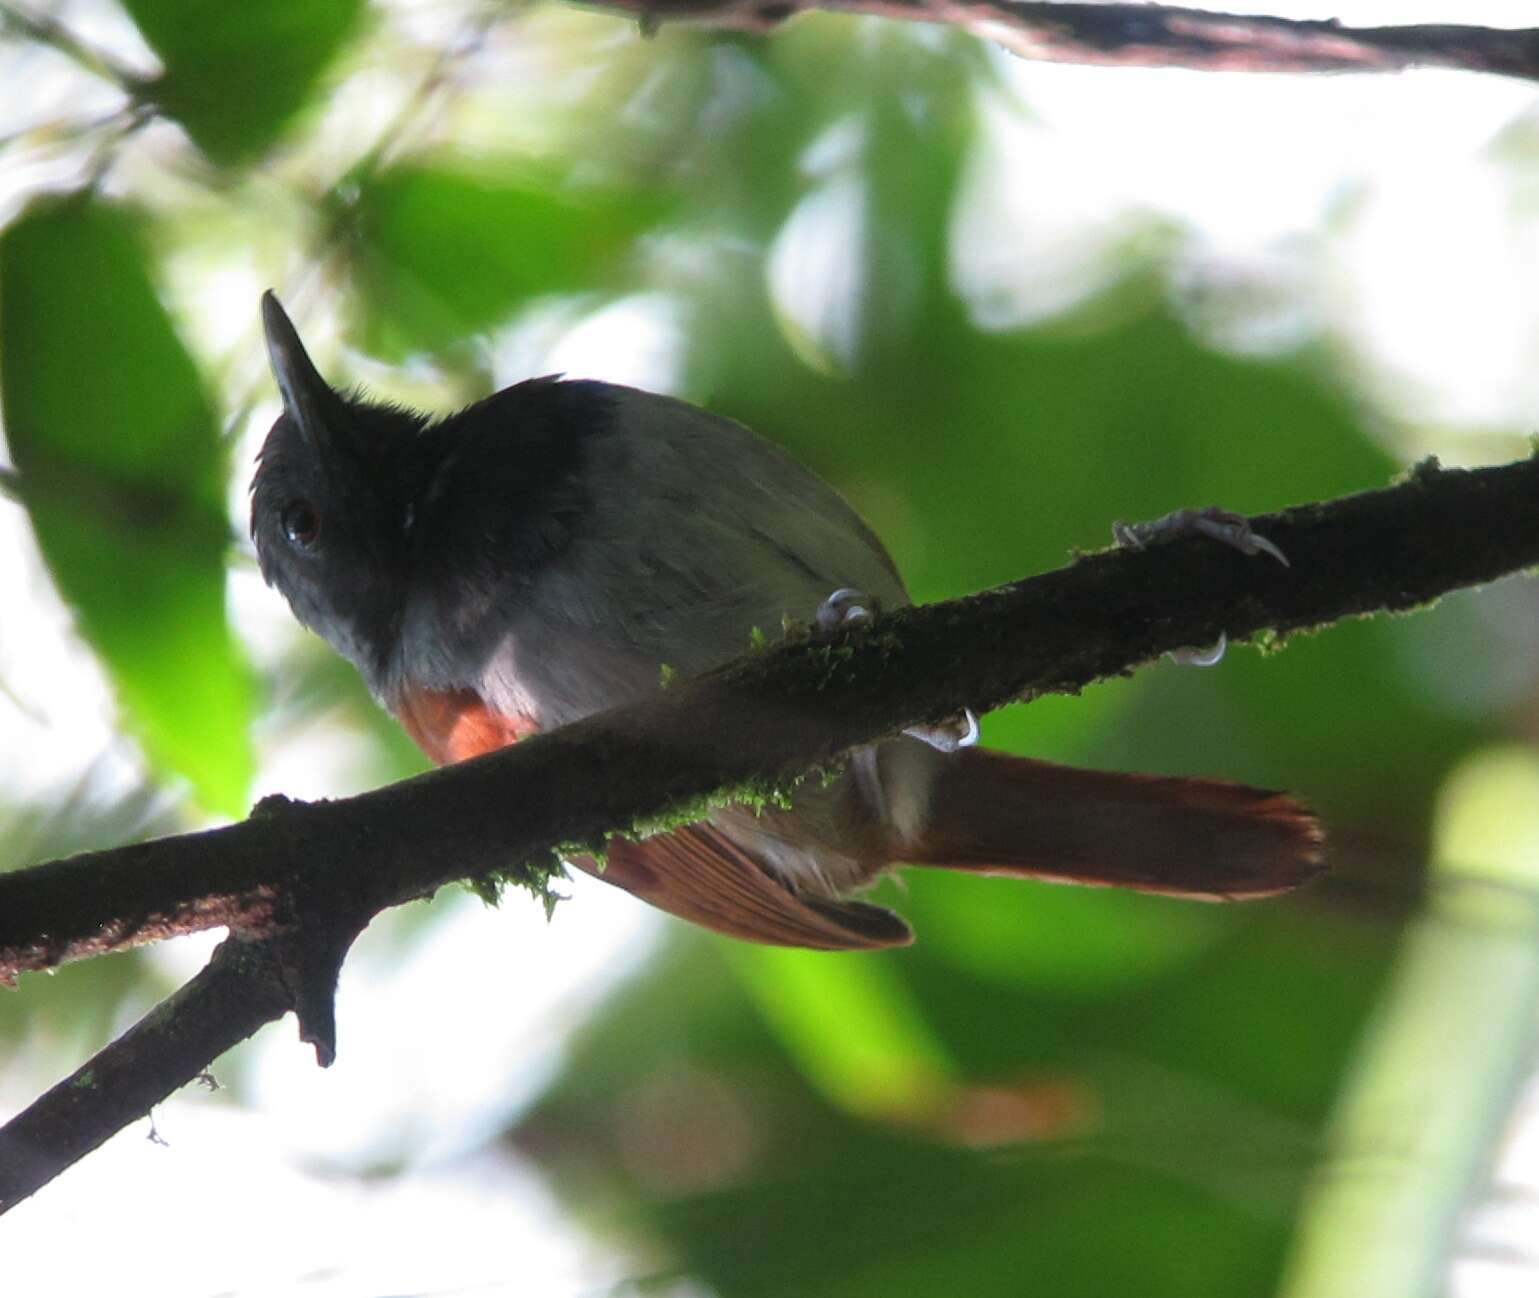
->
xmin=899 ymin=747 xmax=1324 ymax=899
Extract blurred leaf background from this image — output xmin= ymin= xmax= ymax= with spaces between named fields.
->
xmin=2 ymin=1 xmax=1539 ymax=1294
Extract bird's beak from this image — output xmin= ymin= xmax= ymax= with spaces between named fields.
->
xmin=261 ymin=290 xmax=335 ymax=448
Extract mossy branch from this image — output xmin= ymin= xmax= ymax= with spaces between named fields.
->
xmin=2 ymin=452 xmax=1539 ymax=1210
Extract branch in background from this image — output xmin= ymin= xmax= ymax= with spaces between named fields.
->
xmin=625 ymin=0 xmax=1539 ymax=82
xmin=3 ymin=453 xmax=1539 ymax=1210
xmin=8 ymin=0 xmax=1538 ymax=86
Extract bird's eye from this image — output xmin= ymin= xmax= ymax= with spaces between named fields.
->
xmin=281 ymin=501 xmax=321 ymax=547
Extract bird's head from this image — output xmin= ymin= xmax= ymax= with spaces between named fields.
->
xmin=250 ymin=292 xmax=428 ymax=683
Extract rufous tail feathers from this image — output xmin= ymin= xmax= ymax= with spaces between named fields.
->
xmin=901 ymin=748 xmax=1324 ymax=900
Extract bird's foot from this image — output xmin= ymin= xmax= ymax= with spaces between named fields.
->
xmin=1112 ymin=506 xmax=1288 ymax=567
xmin=817 ymin=587 xmax=978 ymax=751
xmin=1112 ymin=506 xmax=1288 ymax=669
xmin=816 ymin=587 xmax=879 ymax=630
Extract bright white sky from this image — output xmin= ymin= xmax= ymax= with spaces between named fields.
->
xmin=3 ymin=2 xmax=1539 ymax=1294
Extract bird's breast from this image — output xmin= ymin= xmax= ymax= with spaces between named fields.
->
xmin=393 ymin=685 xmax=539 ymax=765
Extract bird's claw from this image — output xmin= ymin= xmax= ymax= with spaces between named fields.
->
xmin=1112 ymin=506 xmax=1289 ymax=568
xmin=817 ymin=587 xmax=878 ymax=630
xmin=1169 ymin=632 xmax=1227 ymax=668
xmin=906 ymin=709 xmax=980 ymax=752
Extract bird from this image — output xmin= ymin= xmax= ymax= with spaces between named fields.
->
xmin=250 ymin=291 xmax=1322 ymax=950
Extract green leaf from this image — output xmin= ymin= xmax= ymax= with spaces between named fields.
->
xmin=515 ymin=934 xmax=1334 ymax=1298
xmin=729 ymin=944 xmax=955 ymax=1114
xmin=343 ymin=162 xmax=664 ymax=358
xmin=123 ymin=0 xmax=366 ymax=164
xmin=0 ymin=195 xmax=254 ymax=814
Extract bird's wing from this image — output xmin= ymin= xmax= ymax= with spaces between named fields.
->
xmin=592 ymin=824 xmax=911 ymax=950
xmin=393 ymin=684 xmax=911 ymax=949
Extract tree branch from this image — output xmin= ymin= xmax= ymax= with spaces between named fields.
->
xmin=0 ymin=935 xmax=295 ymax=1212
xmin=623 ymin=0 xmax=1539 ymax=82
xmin=2 ymin=453 xmax=1538 ymax=1210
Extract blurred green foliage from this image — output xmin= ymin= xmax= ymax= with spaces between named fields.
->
xmin=342 ymin=161 xmax=670 ymax=359
xmin=124 ymin=0 xmax=368 ymax=164
xmin=0 ymin=197 xmax=253 ymax=814
xmin=1 ymin=4 xmax=1535 ymax=1294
